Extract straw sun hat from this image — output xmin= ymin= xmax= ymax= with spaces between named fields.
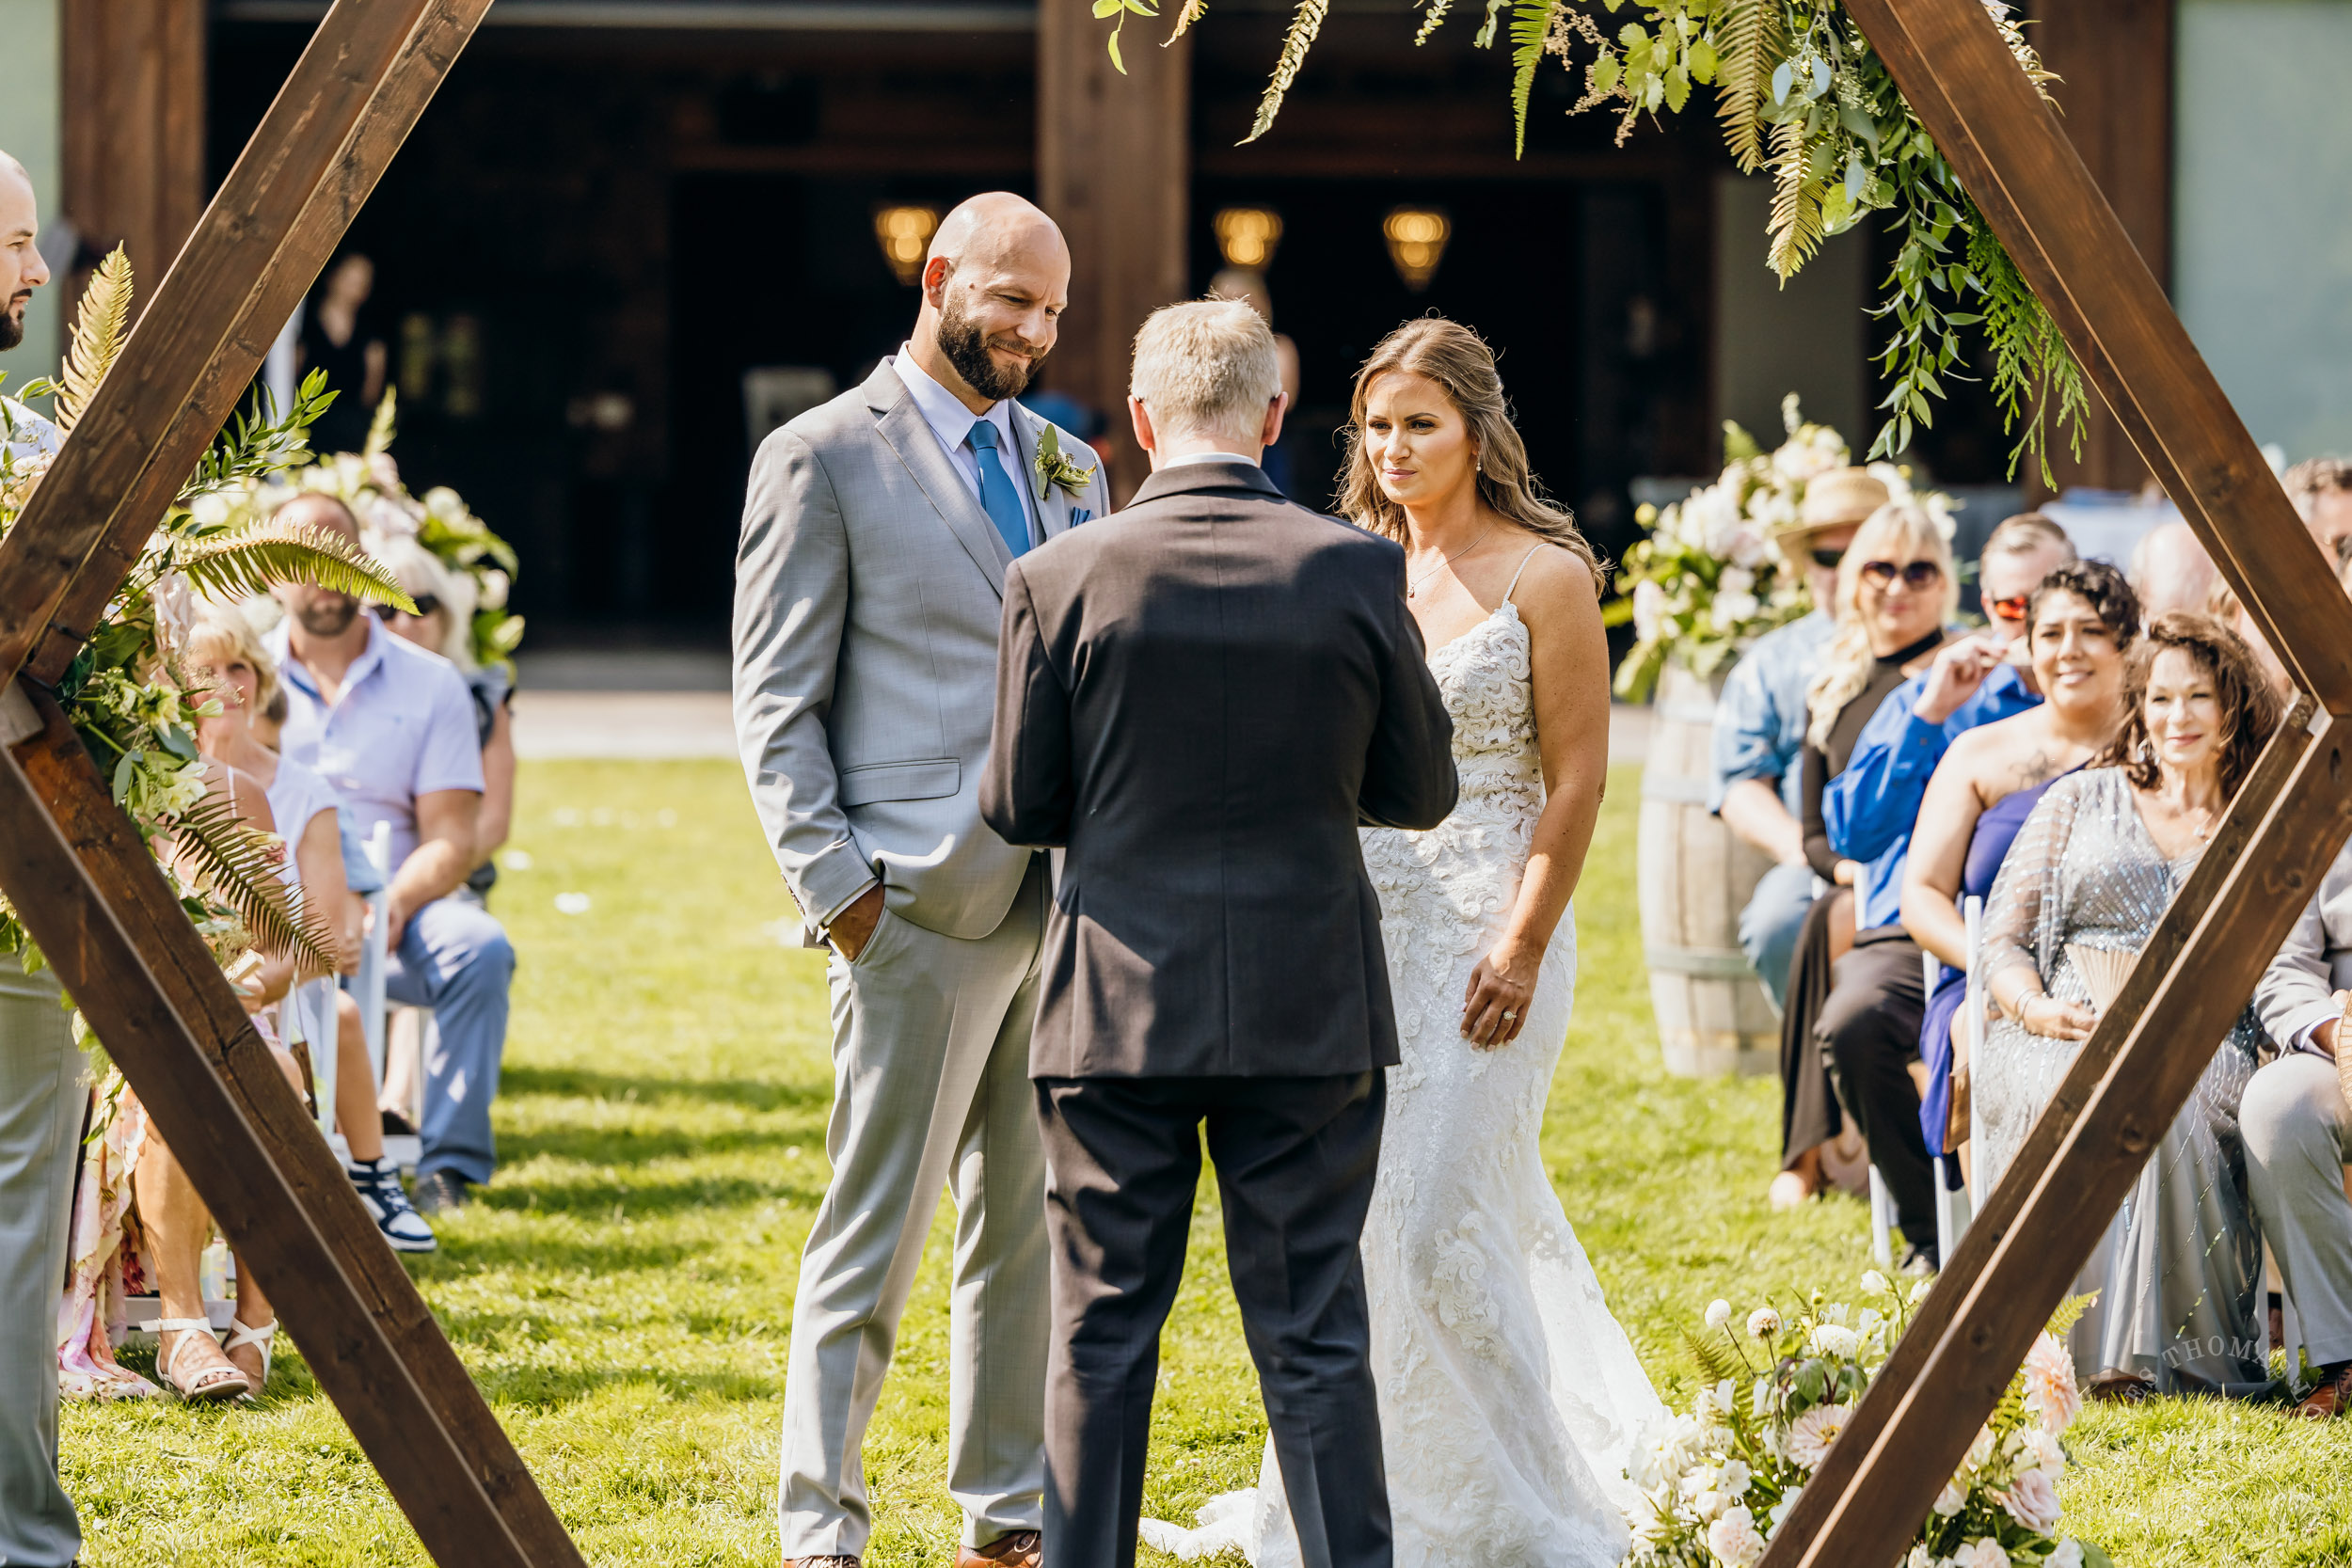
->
xmin=1779 ymin=467 xmax=1890 ymax=550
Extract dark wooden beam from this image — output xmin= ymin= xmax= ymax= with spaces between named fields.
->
xmin=1037 ymin=0 xmax=1191 ymax=503
xmin=0 ymin=685 xmax=583 ymax=1567
xmin=0 ymin=0 xmax=495 ymax=692
xmin=1758 ymin=0 xmax=2352 ymax=1556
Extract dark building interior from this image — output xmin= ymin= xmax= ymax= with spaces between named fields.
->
xmin=204 ymin=2 xmax=2015 ymax=641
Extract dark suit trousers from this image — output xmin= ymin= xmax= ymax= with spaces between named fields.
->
xmin=1034 ymin=1071 xmax=1391 ymax=1568
xmin=1817 ymin=929 xmax=1933 ymax=1243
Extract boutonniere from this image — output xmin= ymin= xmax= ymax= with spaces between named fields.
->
xmin=1035 ymin=423 xmax=1096 ymax=502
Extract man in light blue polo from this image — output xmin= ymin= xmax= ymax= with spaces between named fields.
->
xmin=270 ymin=491 xmax=513 ymax=1214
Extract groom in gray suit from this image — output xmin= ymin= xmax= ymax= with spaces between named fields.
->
xmin=983 ymin=300 xmax=1457 ymax=1568
xmin=734 ymin=191 xmax=1109 ymax=1567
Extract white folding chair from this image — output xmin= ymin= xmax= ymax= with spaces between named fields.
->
xmin=281 ymin=975 xmax=339 ymax=1143
xmin=1867 ymin=1165 xmax=1897 ymax=1271
xmin=354 ymin=820 xmax=392 ymax=1085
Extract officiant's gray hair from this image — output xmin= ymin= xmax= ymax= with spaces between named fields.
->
xmin=1130 ymin=299 xmax=1279 ymax=443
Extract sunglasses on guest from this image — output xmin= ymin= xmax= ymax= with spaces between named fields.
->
xmin=1986 ymin=594 xmax=2030 ymax=624
xmin=374 ymin=594 xmax=442 ymax=621
xmin=1858 ymin=559 xmax=1943 ymax=592
xmin=1810 ymin=547 xmax=1846 ymax=570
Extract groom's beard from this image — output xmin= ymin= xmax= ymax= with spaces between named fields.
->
xmin=937 ymin=296 xmax=1045 ymax=404
xmin=0 ymin=301 xmax=24 ymax=353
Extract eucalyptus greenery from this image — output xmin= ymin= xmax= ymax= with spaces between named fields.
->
xmin=1099 ymin=0 xmax=2090 ymax=481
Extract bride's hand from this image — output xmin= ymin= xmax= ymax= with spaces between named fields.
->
xmin=1462 ymin=939 xmax=1537 ymax=1049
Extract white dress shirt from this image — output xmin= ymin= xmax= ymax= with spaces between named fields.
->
xmin=1164 ymin=450 xmax=1262 ymax=467
xmin=891 ymin=346 xmax=1039 ymax=545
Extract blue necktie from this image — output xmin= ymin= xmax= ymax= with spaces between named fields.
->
xmin=965 ymin=419 xmax=1031 ymax=560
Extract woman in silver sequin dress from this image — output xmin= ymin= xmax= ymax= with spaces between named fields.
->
xmin=1977 ymin=610 xmax=2283 ymax=1397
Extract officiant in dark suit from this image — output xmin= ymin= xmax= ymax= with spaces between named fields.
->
xmin=981 ymin=298 xmax=1456 ymax=1568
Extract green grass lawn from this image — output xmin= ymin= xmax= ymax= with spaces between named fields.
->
xmin=58 ymin=760 xmax=2352 ymax=1565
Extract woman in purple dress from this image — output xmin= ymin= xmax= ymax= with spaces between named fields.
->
xmin=1900 ymin=561 xmax=2139 ymax=1184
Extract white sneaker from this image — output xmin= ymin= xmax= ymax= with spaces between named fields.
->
xmin=349 ymin=1157 xmax=438 ymax=1253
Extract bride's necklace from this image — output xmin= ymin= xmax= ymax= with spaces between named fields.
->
xmin=1406 ymin=522 xmax=1498 ymax=601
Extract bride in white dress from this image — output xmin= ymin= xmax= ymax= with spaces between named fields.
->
xmin=1146 ymin=318 xmax=1663 ymax=1566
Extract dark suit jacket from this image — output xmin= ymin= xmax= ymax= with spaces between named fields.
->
xmin=980 ymin=460 xmax=1457 ymax=1079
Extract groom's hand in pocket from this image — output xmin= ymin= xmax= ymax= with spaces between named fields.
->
xmin=827 ymin=885 xmax=886 ymax=963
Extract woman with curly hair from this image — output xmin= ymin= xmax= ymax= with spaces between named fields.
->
xmin=1978 ymin=610 xmax=2282 ymax=1399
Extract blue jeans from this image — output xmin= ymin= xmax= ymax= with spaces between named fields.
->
xmin=385 ymin=896 xmax=515 ymax=1186
xmin=1739 ymin=860 xmax=1819 ymax=1016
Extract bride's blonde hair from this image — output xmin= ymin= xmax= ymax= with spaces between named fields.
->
xmin=1804 ymin=502 xmax=1958 ymax=749
xmin=1339 ymin=317 xmax=1604 ymax=593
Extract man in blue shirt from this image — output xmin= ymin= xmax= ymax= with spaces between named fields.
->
xmin=1709 ymin=467 xmax=1887 ymax=1010
xmin=1822 ymin=514 xmax=2075 ymax=931
xmin=272 ymin=493 xmax=514 ymax=1214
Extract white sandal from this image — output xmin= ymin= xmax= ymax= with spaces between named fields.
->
xmin=224 ymin=1317 xmax=278 ymax=1395
xmin=154 ymin=1317 xmax=250 ymax=1402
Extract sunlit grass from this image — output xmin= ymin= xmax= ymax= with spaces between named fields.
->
xmin=59 ymin=761 xmax=2350 ymax=1564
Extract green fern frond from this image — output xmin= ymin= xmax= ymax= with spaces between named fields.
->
xmin=1243 ymin=0 xmax=1330 ymax=143
xmin=173 ymin=517 xmax=418 ymax=611
xmin=1509 ymin=0 xmax=1560 ymax=155
xmin=183 ymin=370 xmax=338 ymax=499
xmin=1414 ymin=0 xmax=1454 ymax=45
xmin=1766 ymin=119 xmax=1827 ymax=279
xmin=363 ymin=388 xmax=399 ymax=457
xmin=1709 ymin=0 xmax=1778 ymax=173
xmin=169 ymin=790 xmax=337 ymax=974
xmin=55 ymin=247 xmax=134 ymax=438
xmin=1682 ymin=1323 xmax=1749 ymax=1386
xmin=2044 ymin=1291 xmax=2099 ymax=1341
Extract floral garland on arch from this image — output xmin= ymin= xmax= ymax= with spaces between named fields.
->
xmin=0 ymin=248 xmax=414 ymax=1069
xmin=1630 ymin=1274 xmax=2112 ymax=1568
xmin=1093 ymin=0 xmax=2090 ymax=481
xmin=1604 ymin=392 xmax=1950 ymax=701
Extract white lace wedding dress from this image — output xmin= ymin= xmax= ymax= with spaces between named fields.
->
xmin=1144 ymin=580 xmax=1664 ymax=1567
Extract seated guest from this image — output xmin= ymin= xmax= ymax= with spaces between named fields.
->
xmin=268 ymin=492 xmax=511 ymax=1215
xmin=2204 ymin=576 xmax=2293 ymax=698
xmin=1771 ymin=502 xmax=1953 ymax=1238
xmin=2128 ymin=520 xmax=2218 ymax=619
xmin=1978 ymin=610 xmax=2278 ymax=1397
xmin=1824 ymin=513 xmax=2075 ymax=909
xmin=375 ymin=538 xmax=515 ymax=899
xmin=1899 ymin=562 xmax=2137 ymax=1187
xmin=1710 ymin=467 xmax=1883 ymax=1014
xmin=2245 ymin=531 xmax=2352 ymax=1419
xmin=187 ymin=611 xmax=435 ymax=1254
xmin=2285 ymin=456 xmax=2352 ymax=556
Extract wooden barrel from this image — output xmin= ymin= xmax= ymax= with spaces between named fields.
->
xmin=1637 ymin=662 xmax=1781 ymax=1077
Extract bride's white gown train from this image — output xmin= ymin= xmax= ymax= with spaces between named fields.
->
xmin=1144 ymin=578 xmax=1664 ymax=1567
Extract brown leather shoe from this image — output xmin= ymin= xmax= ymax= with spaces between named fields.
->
xmin=2296 ymin=1361 xmax=2352 ymax=1420
xmin=956 ymin=1530 xmax=1041 ymax=1568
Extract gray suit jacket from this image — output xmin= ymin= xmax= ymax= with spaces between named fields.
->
xmin=2255 ymin=834 xmax=2352 ymax=1061
xmin=980 ymin=461 xmax=1458 ymax=1079
xmin=735 ymin=359 xmax=1110 ymax=942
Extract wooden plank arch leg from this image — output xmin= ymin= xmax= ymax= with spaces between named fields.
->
xmin=0 ymin=0 xmax=584 ymax=1561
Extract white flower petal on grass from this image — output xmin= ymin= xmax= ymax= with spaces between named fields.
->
xmin=553 ymin=892 xmax=593 ymax=915
xmin=501 ymin=849 xmax=534 ymax=871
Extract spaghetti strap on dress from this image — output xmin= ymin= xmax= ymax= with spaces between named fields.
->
xmin=1503 ymin=542 xmax=1545 ymax=604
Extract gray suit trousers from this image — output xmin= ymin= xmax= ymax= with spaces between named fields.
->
xmin=2243 ymin=1053 xmax=2352 ymax=1366
xmin=0 ymin=958 xmax=84 ymax=1567
xmin=1034 ymin=1070 xmax=1391 ymax=1568
xmin=778 ymin=861 xmax=1051 ymax=1559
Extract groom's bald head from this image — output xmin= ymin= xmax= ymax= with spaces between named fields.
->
xmin=912 ymin=193 xmax=1070 ymax=409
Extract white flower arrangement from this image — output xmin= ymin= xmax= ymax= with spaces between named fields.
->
xmin=1607 ymin=394 xmax=1952 ymax=702
xmin=1627 ymin=1275 xmax=2109 ymax=1568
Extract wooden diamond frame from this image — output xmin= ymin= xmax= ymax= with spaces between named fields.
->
xmin=0 ymin=0 xmax=2344 ymax=1563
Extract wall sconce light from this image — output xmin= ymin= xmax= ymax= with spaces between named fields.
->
xmin=1214 ymin=207 xmax=1283 ymax=271
xmin=1383 ymin=207 xmax=1451 ymax=293
xmin=873 ymin=204 xmax=941 ymax=287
